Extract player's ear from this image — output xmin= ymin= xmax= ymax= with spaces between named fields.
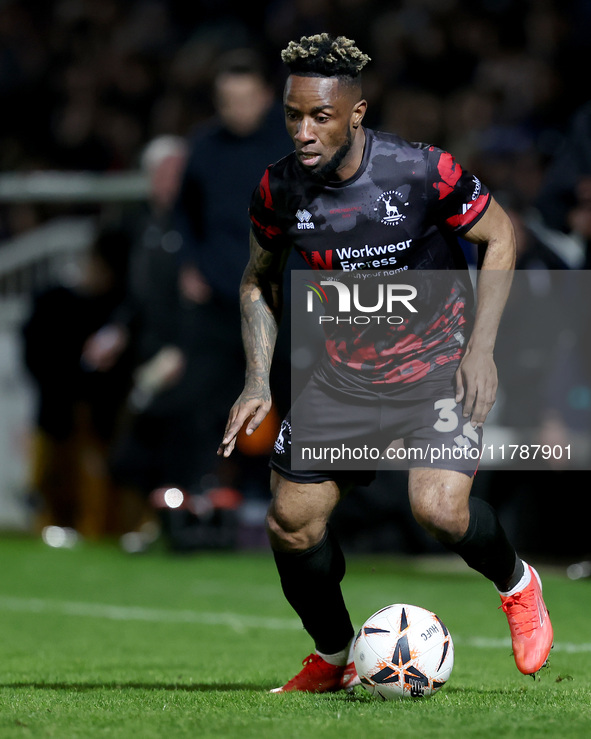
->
xmin=352 ymin=99 xmax=367 ymax=129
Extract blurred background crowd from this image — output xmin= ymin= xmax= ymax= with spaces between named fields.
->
xmin=1 ymin=0 xmax=590 ymax=212
xmin=0 ymin=0 xmax=590 ymax=567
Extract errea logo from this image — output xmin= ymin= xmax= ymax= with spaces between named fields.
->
xmin=461 ymin=176 xmax=483 ymax=214
xmin=296 ymin=209 xmax=315 ymax=229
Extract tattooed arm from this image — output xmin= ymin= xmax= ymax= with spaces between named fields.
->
xmin=218 ymin=230 xmax=290 ymax=458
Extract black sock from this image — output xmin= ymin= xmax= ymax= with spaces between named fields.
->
xmin=447 ymin=497 xmax=523 ymax=591
xmin=273 ymin=528 xmax=354 ymax=655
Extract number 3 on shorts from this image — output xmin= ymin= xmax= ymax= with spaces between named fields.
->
xmin=433 ymin=398 xmax=480 ymax=443
xmin=433 ymin=398 xmax=459 ymax=432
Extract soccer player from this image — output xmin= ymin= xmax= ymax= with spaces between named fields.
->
xmin=218 ymin=34 xmax=553 ymax=692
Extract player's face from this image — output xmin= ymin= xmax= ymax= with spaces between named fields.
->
xmin=284 ymin=75 xmax=366 ymax=181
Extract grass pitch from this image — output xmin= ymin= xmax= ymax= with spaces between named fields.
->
xmin=0 ymin=536 xmax=589 ymax=738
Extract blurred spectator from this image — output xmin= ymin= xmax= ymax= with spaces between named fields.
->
xmin=82 ymin=134 xmax=201 ymax=546
xmin=83 ymin=135 xmax=190 ymax=381
xmin=536 ymin=101 xmax=591 ymax=241
xmin=21 ymin=225 xmax=132 ymax=541
xmin=175 ymin=47 xmax=288 ymax=309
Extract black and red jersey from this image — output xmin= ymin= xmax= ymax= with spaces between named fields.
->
xmin=249 ymin=128 xmax=491 ymax=388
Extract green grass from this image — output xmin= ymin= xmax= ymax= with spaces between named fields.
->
xmin=0 ymin=536 xmax=589 ymax=738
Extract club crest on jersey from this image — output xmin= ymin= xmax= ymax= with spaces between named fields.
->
xmin=375 ymin=190 xmax=408 ymax=226
xmin=296 ymin=209 xmax=315 ymax=229
xmin=274 ymin=420 xmax=292 ymax=454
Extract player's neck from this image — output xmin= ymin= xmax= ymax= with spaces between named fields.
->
xmin=335 ymin=127 xmax=366 ymax=182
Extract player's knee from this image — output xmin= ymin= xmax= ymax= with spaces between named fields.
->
xmin=410 ymin=498 xmax=468 ymax=545
xmin=265 ymin=509 xmax=296 ymax=550
xmin=265 ymin=508 xmax=320 ymax=552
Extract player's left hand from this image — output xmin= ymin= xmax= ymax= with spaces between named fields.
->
xmin=454 ymin=348 xmax=498 ymax=427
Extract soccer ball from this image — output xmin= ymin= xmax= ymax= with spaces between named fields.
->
xmin=353 ymin=603 xmax=454 ymax=700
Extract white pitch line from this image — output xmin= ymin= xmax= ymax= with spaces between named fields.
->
xmin=0 ymin=596 xmax=589 ymax=654
xmin=454 ymin=635 xmax=591 ymax=654
xmin=0 ymin=596 xmax=300 ymax=633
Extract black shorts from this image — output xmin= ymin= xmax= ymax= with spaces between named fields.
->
xmin=270 ymin=366 xmax=483 ymax=485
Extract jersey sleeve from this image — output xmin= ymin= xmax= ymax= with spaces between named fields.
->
xmin=249 ymin=167 xmax=290 ymax=252
xmin=425 ymin=146 xmax=491 ymax=233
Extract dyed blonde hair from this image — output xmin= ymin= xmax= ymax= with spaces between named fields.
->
xmin=281 ymin=33 xmax=370 ymax=79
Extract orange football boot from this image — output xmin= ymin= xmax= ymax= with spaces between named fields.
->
xmin=500 ymin=564 xmax=553 ymax=675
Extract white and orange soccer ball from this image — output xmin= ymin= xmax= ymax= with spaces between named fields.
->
xmin=353 ymin=603 xmax=454 ymax=700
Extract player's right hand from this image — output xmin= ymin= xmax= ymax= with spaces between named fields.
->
xmin=218 ymin=382 xmax=272 ymax=458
